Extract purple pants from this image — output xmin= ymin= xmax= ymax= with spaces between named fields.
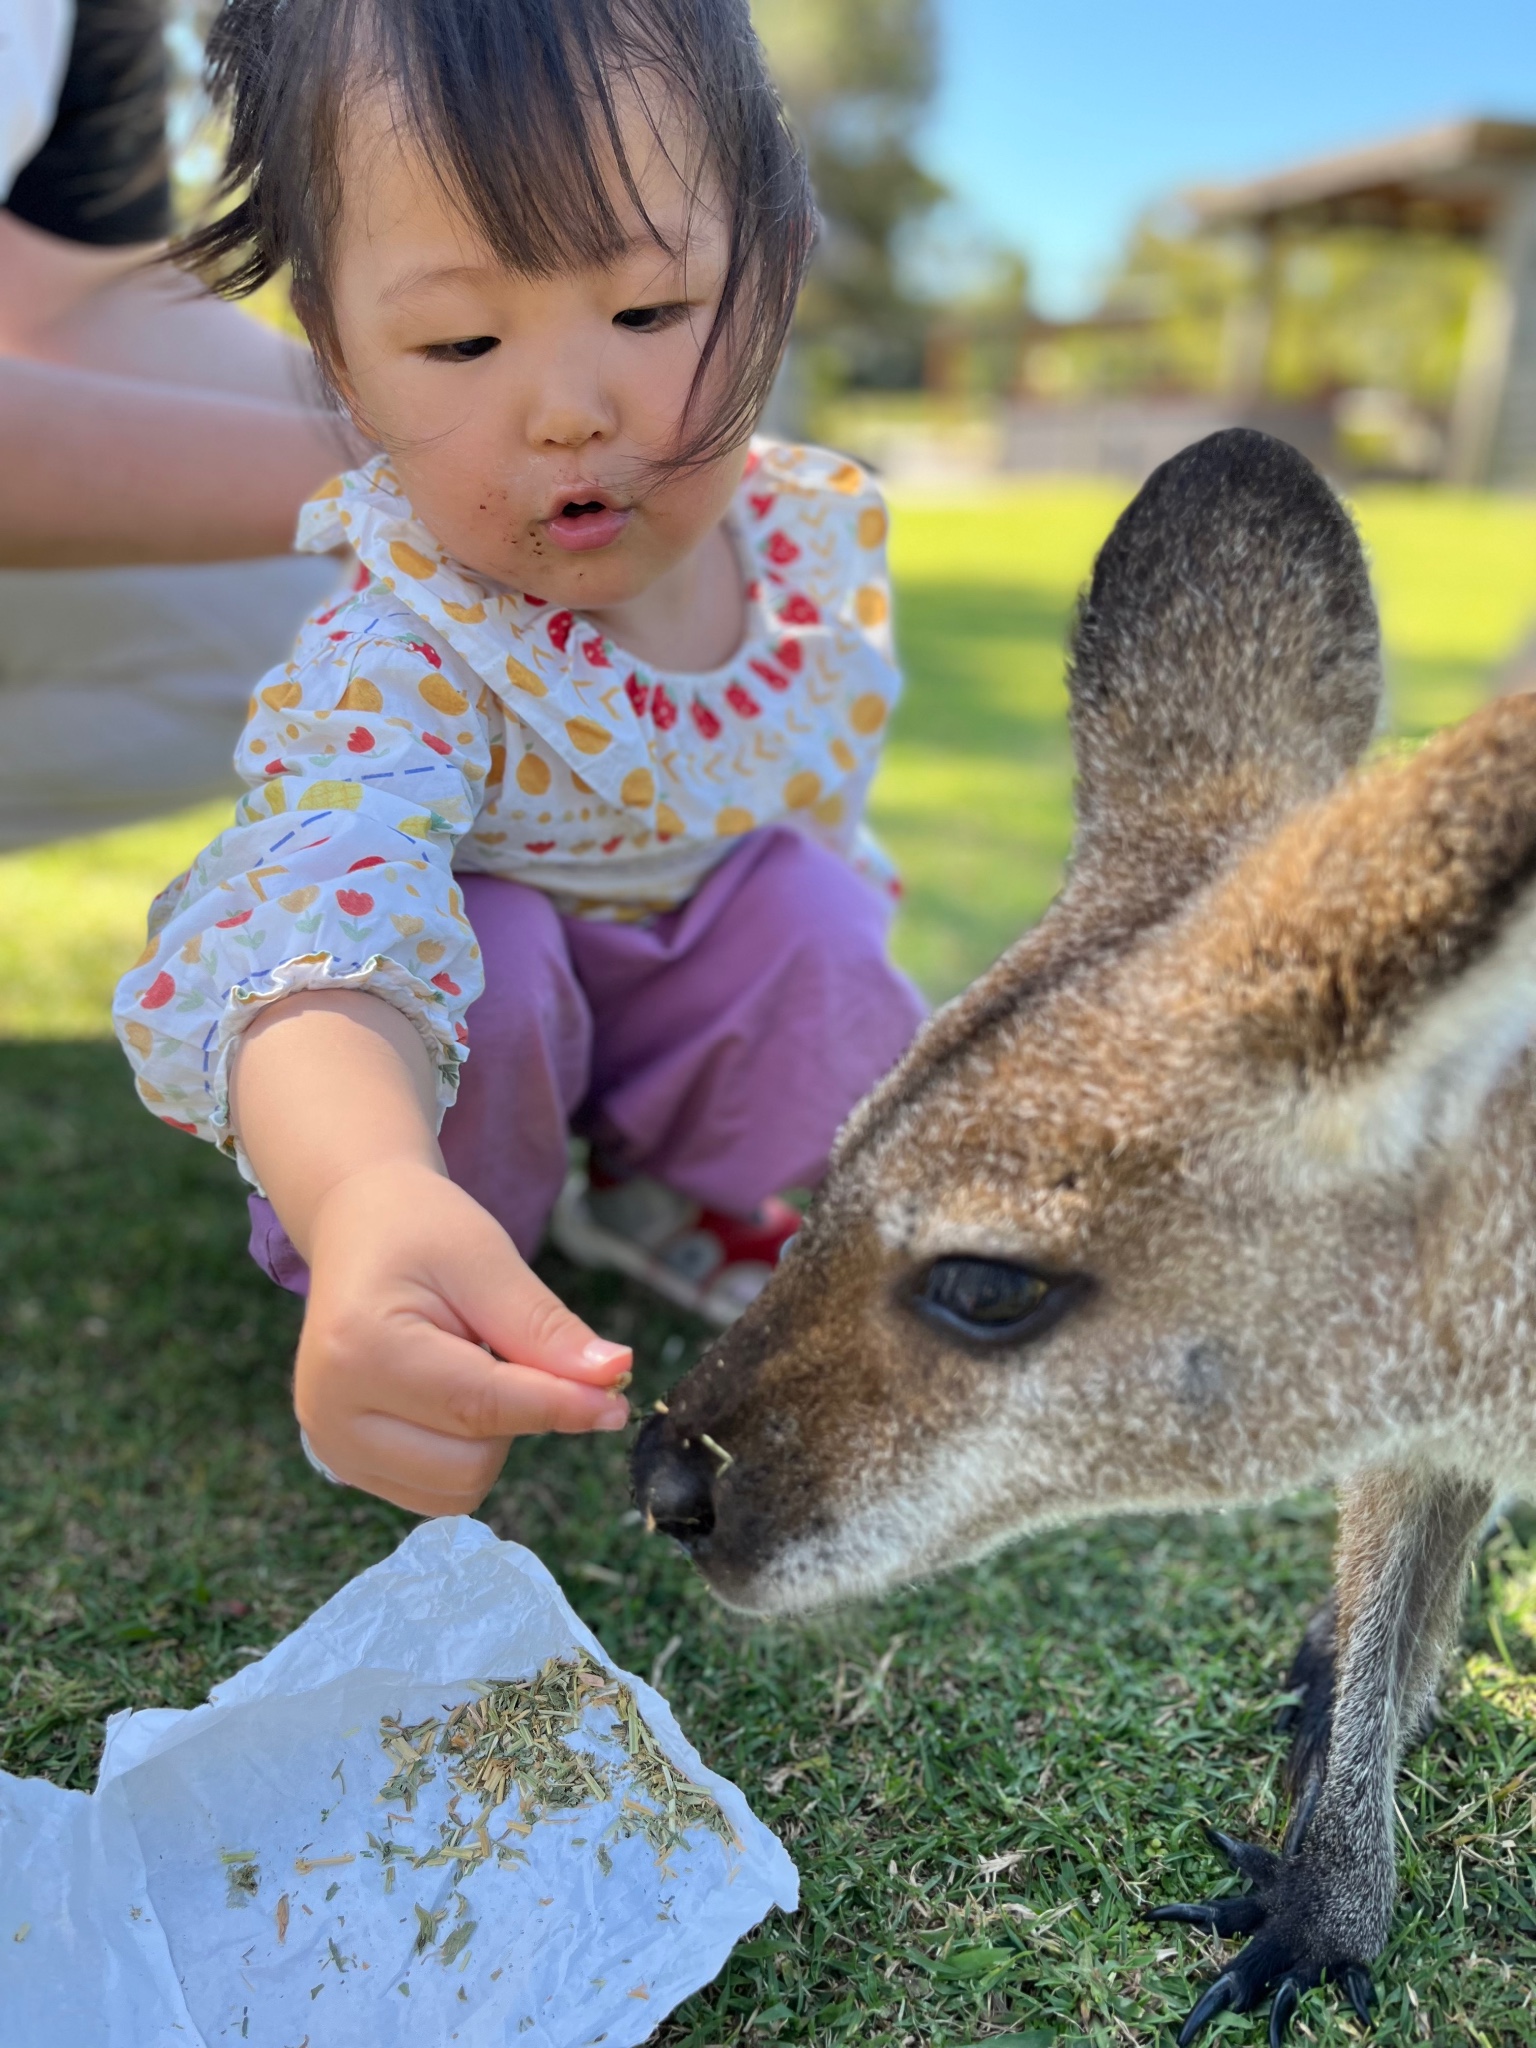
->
xmin=248 ymin=827 xmax=926 ymax=1293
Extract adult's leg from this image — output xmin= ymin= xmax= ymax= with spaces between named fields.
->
xmin=567 ymin=828 xmax=926 ymax=1215
xmin=248 ymin=873 xmax=592 ymax=1291
xmin=0 ymin=554 xmax=343 ymax=850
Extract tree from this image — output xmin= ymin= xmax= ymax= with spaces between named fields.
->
xmin=753 ymin=0 xmax=948 ymax=390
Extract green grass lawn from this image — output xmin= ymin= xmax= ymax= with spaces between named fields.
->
xmin=5 ymin=483 xmax=1536 ymax=2045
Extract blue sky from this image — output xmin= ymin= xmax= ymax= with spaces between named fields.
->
xmin=922 ymin=0 xmax=1536 ymax=314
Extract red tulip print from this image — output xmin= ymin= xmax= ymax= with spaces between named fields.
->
xmin=335 ymin=889 xmax=374 ymax=916
xmin=431 ymin=972 xmax=461 ymax=995
xmin=347 ymin=726 xmax=374 ymax=752
xmin=140 ymin=972 xmax=175 ymax=1010
xmin=215 ymin=910 xmax=252 ymax=929
xmin=347 ymin=856 xmax=386 ymax=871
xmin=422 ymin=731 xmax=452 ymax=756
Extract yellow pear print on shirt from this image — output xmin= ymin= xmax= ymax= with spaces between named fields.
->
xmin=441 ymin=598 xmax=487 ymax=624
xmin=783 ymin=769 xmax=821 ymax=810
xmin=565 ymin=717 xmax=612 ymax=756
xmin=390 ymin=539 xmax=438 ymax=580
xmin=122 ymin=1019 xmax=153 ymax=1058
xmin=313 ymin=475 xmax=345 ymax=499
xmin=419 ymin=675 xmax=468 ymax=716
xmin=337 ymin=675 xmax=382 ymax=712
xmin=855 ymin=585 xmax=889 ymax=628
xmin=715 ymin=805 xmax=754 ymax=836
xmin=505 ymin=655 xmax=547 ymax=698
xmin=621 ymin=767 xmax=655 ymax=807
xmin=656 ymin=802 xmax=685 ymax=839
xmin=297 ymin=780 xmax=363 ymax=810
xmin=858 ymin=505 xmax=888 ymax=548
xmin=831 ymin=737 xmax=856 ymax=773
xmin=828 ymin=461 xmax=864 ymax=493
xmin=850 ymin=693 xmax=887 ymax=735
xmin=516 ymin=753 xmax=551 ymax=795
xmin=261 ymin=681 xmax=303 ymax=712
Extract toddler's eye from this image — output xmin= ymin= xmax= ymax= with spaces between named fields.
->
xmin=422 ymin=335 xmax=500 ymax=363
xmin=613 ymin=304 xmax=686 ymax=333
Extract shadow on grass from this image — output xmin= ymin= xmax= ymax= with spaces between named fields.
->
xmin=4 ymin=1043 xmax=1536 ymax=2043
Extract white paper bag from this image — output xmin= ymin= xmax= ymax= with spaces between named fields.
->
xmin=0 ymin=1517 xmax=798 ymax=2047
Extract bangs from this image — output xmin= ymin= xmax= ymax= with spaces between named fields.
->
xmin=179 ymin=0 xmax=816 ymax=466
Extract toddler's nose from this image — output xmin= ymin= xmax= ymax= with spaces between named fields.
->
xmin=631 ymin=1412 xmax=717 ymax=1545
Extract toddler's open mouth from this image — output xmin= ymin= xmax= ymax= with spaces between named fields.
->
xmin=546 ymin=496 xmax=632 ymax=553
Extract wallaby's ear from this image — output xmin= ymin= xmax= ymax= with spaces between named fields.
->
xmin=1068 ymin=429 xmax=1381 ymax=895
xmin=1195 ymin=695 xmax=1536 ymax=1172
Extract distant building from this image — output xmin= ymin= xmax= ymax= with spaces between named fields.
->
xmin=1187 ymin=118 xmax=1536 ymax=486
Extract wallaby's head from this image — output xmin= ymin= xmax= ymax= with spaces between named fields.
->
xmin=632 ymin=430 xmax=1536 ymax=1614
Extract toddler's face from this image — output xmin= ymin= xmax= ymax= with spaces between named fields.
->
xmin=327 ymin=90 xmax=749 ymax=606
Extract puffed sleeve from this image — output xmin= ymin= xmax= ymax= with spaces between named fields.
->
xmin=112 ymin=603 xmax=495 ymax=1177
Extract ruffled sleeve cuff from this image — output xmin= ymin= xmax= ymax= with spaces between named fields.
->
xmin=207 ymin=950 xmax=465 ymax=1189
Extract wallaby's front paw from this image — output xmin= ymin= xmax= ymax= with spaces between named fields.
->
xmin=1147 ymin=1824 xmax=1375 ymax=2046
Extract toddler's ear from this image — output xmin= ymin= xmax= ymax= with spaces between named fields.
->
xmin=1194 ymin=694 xmax=1536 ymax=1175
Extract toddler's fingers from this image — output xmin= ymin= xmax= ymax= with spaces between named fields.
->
xmin=356 ymin=1322 xmax=630 ymax=1441
xmin=309 ymin=1411 xmax=513 ymax=1517
xmin=454 ymin=1245 xmax=632 ymax=1387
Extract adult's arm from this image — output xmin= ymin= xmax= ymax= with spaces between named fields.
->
xmin=0 ymin=208 xmax=367 ymax=567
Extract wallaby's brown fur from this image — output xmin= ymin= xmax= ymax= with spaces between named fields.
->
xmin=632 ymin=430 xmax=1536 ymax=2040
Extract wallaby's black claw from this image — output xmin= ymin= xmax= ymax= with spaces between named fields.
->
xmin=1342 ymin=1963 xmax=1374 ymax=2026
xmin=1178 ymin=1969 xmax=1237 ymax=2046
xmin=1202 ymin=1823 xmax=1280 ymax=1885
xmin=1268 ymin=1975 xmax=1300 ymax=2047
xmin=1147 ymin=1900 xmax=1220 ymax=1928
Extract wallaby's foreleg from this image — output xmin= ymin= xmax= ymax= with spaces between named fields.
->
xmin=1149 ymin=1467 xmax=1491 ymax=2046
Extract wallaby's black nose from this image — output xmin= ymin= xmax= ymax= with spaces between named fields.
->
xmin=631 ymin=1412 xmax=718 ymax=1544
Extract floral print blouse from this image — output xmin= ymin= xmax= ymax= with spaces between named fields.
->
xmin=112 ymin=439 xmax=901 ymax=1166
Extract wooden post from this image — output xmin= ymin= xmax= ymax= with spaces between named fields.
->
xmin=1447 ymin=173 xmax=1536 ymax=485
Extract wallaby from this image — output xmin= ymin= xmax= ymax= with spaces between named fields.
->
xmin=632 ymin=428 xmax=1536 ymax=2044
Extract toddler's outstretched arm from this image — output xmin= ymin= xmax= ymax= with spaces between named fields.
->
xmin=231 ymin=989 xmax=632 ymax=1515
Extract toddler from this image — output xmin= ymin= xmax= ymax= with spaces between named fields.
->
xmin=114 ymin=0 xmax=924 ymax=1516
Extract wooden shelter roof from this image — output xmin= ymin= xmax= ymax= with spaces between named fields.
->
xmin=1185 ymin=118 xmax=1536 ymax=239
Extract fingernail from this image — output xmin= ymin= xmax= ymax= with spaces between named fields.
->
xmin=612 ymin=1370 xmax=633 ymax=1391
xmin=597 ymin=1398 xmax=630 ymax=1431
xmin=583 ymin=1339 xmax=630 ymax=1368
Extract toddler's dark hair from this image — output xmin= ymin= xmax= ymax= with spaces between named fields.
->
xmin=179 ymin=0 xmax=816 ymax=466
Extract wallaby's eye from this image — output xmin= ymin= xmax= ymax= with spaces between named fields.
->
xmin=909 ymin=1257 xmax=1086 ymax=1346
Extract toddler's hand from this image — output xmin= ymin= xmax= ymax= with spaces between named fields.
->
xmin=294 ymin=1162 xmax=631 ymax=1514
